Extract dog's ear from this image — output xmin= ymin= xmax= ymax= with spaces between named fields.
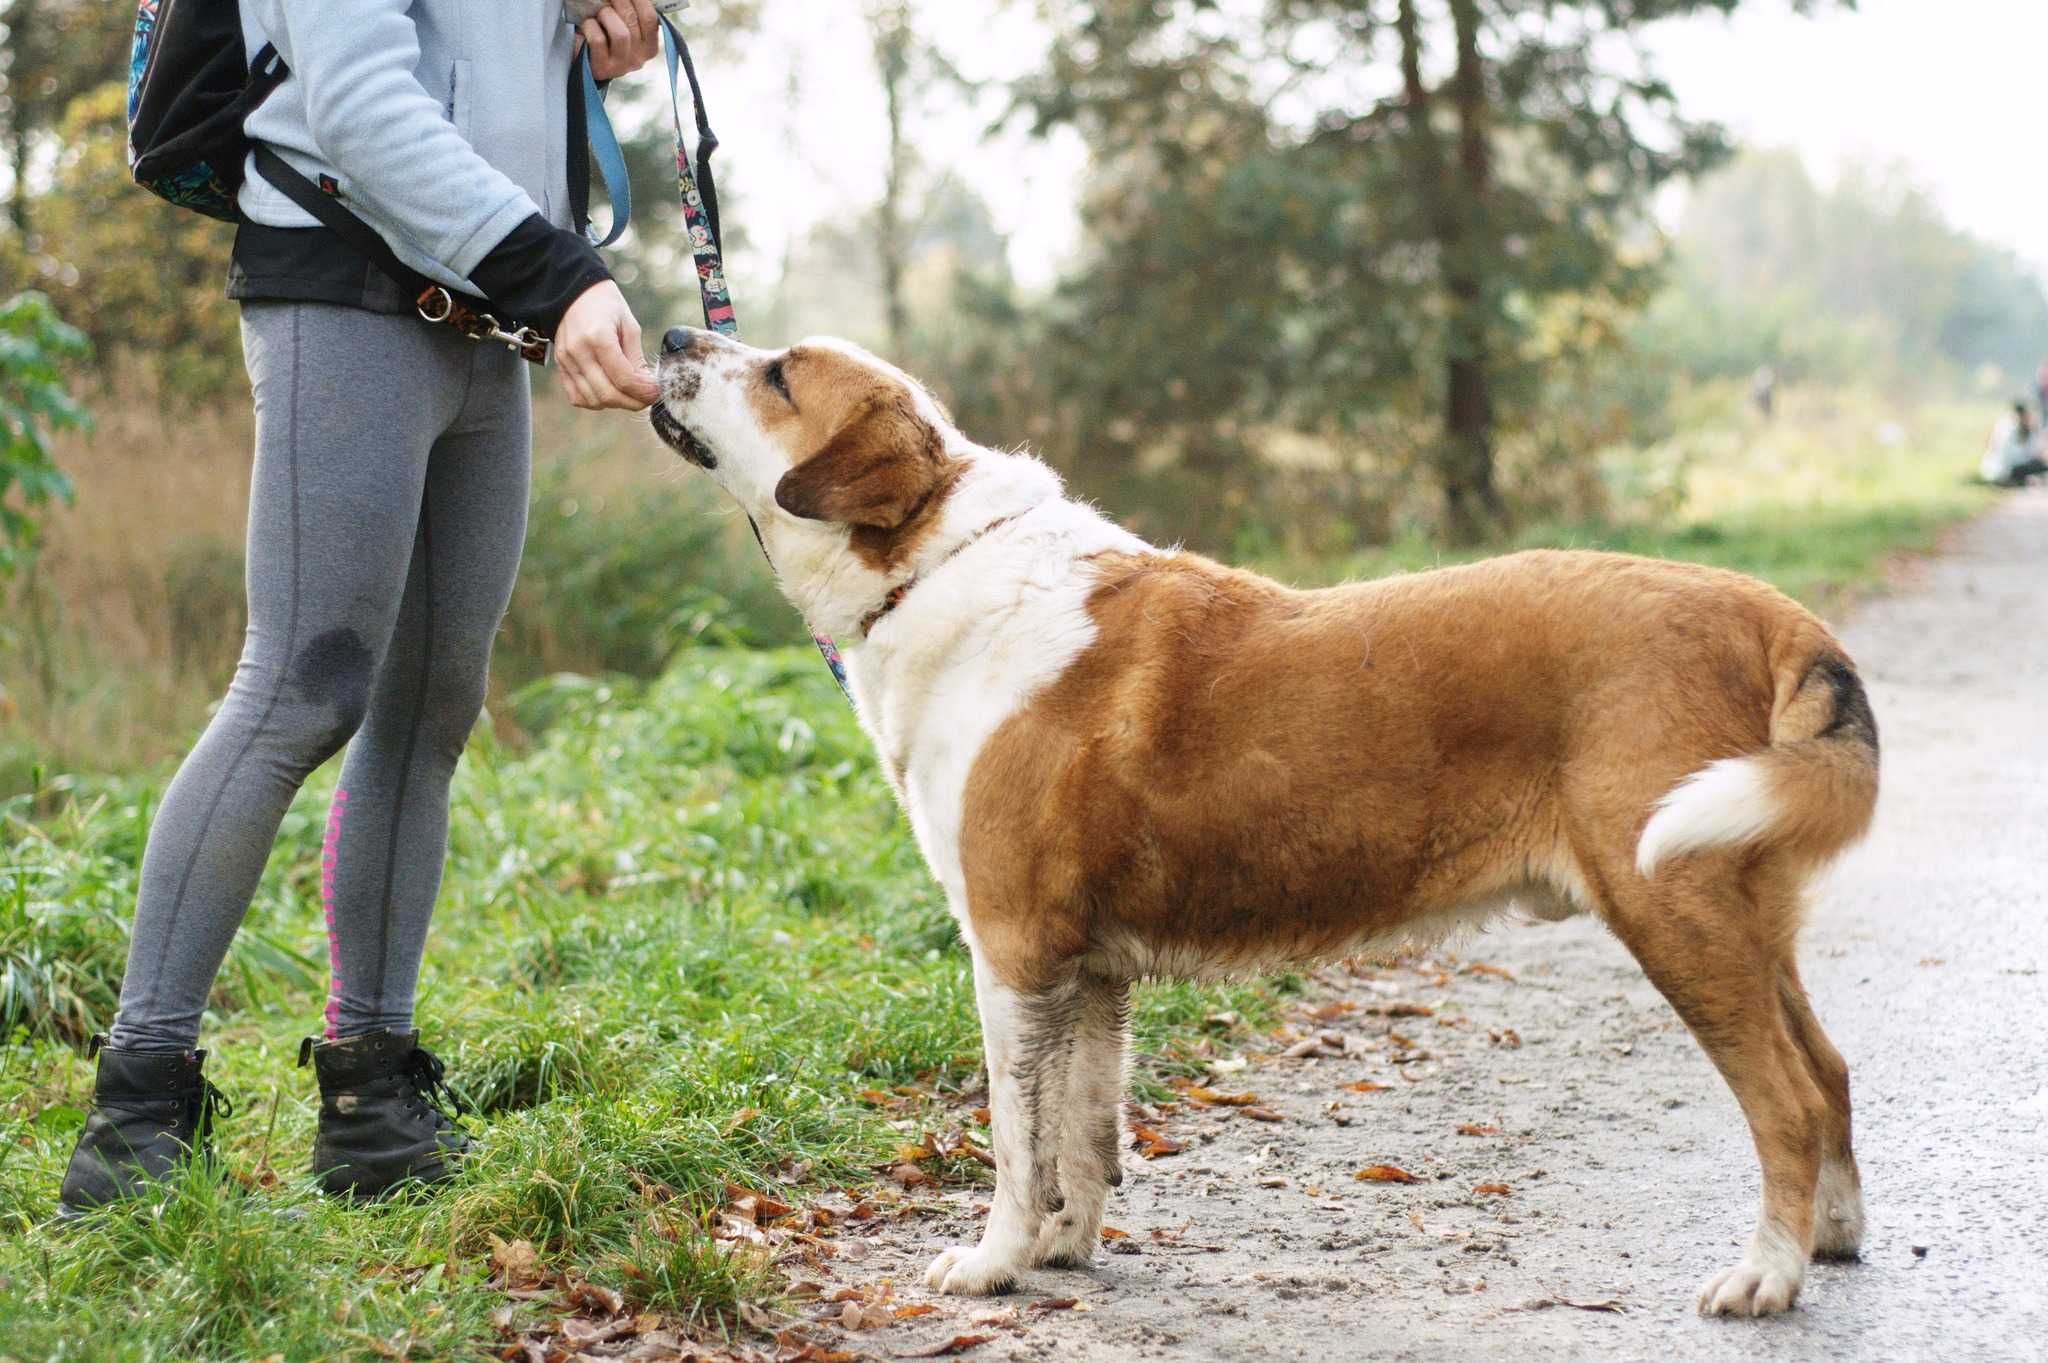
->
xmin=775 ymin=395 xmax=944 ymax=529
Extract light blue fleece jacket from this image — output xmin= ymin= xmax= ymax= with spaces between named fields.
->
xmin=237 ymin=0 xmax=580 ymax=294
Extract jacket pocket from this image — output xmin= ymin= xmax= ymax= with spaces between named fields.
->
xmin=449 ymin=59 xmax=475 ymax=139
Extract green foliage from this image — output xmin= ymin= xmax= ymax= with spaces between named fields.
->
xmin=0 ymin=290 xmax=87 ymax=582
xmin=3 ymin=84 xmax=245 ymax=400
xmin=499 ymin=463 xmax=805 ymax=686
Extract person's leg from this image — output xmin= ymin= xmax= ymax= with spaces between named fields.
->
xmin=321 ymin=347 xmax=532 ymax=1039
xmin=106 ymin=304 xmax=466 ymax=1054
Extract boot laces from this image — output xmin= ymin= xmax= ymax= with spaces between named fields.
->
xmin=403 ymin=1046 xmax=465 ymax=1123
xmin=189 ymin=1079 xmax=233 ymax=1143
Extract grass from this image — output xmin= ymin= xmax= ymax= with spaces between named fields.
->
xmin=0 ymin=373 xmax=2009 ymax=1357
xmin=0 ymin=650 xmax=1289 ymax=1360
xmin=1269 ymin=382 xmax=1999 ymax=607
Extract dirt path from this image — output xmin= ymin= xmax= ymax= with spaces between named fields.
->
xmin=808 ymin=493 xmax=2048 ymax=1363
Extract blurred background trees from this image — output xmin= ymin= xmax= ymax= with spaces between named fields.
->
xmin=1 ymin=0 xmax=2043 ymax=774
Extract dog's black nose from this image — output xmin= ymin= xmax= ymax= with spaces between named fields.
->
xmin=662 ymin=327 xmax=694 ymax=356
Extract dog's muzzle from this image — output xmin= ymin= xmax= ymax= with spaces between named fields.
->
xmin=650 ymin=399 xmax=715 ymax=469
xmin=651 ymin=332 xmax=716 ymax=469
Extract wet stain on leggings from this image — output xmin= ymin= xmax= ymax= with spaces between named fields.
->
xmin=295 ymin=628 xmax=375 ymax=736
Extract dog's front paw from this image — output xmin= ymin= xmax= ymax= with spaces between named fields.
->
xmin=1697 ymin=1252 xmax=1803 ymax=1317
xmin=1032 ymin=1209 xmax=1101 ymax=1269
xmin=925 ymin=1244 xmax=1023 ymax=1296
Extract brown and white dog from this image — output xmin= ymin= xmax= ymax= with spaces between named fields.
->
xmin=649 ymin=326 xmax=1878 ymax=1318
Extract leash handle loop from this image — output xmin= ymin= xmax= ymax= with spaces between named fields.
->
xmin=579 ymin=52 xmax=634 ymax=248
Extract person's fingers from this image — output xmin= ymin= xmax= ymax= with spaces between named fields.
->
xmin=603 ymin=0 xmax=645 ymax=48
xmin=591 ymin=325 xmax=656 ymax=409
xmin=580 ymin=18 xmax=613 ymax=71
xmin=630 ymin=0 xmax=661 ymax=58
xmin=596 ymin=7 xmax=634 ymax=55
xmin=557 ymin=351 xmax=596 ymax=410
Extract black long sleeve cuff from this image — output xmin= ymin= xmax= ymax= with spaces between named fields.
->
xmin=469 ymin=214 xmax=613 ymax=334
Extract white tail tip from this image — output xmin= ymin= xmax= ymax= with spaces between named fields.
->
xmin=1636 ymin=756 xmax=1780 ymax=878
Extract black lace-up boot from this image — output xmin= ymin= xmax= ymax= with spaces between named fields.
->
xmin=302 ymin=1029 xmax=469 ymax=1200
xmin=58 ymin=1035 xmax=232 ymax=1217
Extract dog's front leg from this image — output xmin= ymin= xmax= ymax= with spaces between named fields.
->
xmin=927 ymin=954 xmax=1081 ymax=1296
xmin=1034 ymin=971 xmax=1129 ymax=1268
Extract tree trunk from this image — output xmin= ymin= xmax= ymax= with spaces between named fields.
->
xmin=4 ymin=0 xmax=32 ymax=236
xmin=873 ymin=2 xmax=912 ymax=357
xmin=1441 ymin=0 xmax=1500 ymax=544
xmin=1398 ymin=0 xmax=1500 ymax=545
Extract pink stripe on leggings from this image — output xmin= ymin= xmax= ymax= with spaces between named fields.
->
xmin=321 ymin=789 xmax=349 ymax=1039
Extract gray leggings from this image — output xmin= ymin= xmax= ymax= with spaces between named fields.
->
xmin=109 ymin=302 xmax=530 ymax=1052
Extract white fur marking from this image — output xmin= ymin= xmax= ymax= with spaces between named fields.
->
xmin=1636 ymin=755 xmax=1780 ymax=877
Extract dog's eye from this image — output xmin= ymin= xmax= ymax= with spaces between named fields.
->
xmin=765 ymin=360 xmax=792 ymax=402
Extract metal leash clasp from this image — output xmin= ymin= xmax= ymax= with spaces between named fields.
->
xmin=416 ymin=286 xmax=552 ymax=365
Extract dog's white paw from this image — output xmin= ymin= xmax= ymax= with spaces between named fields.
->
xmin=1032 ymin=1209 xmax=1101 ymax=1269
xmin=1697 ymin=1233 xmax=1805 ymax=1317
xmin=925 ymin=1244 xmax=1023 ymax=1296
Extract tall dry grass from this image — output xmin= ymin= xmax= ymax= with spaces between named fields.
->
xmin=0 ymin=364 xmax=793 ymax=787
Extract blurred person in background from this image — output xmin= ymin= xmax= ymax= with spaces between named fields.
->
xmin=1981 ymin=402 xmax=2047 ymax=486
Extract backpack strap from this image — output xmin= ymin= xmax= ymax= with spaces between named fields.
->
xmin=249 ymin=144 xmax=551 ymax=364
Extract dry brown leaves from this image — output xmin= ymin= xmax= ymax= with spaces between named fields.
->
xmin=1353 ymin=1164 xmax=1424 ymax=1184
xmin=1130 ymin=1123 xmax=1185 ymax=1158
xmin=1473 ymin=1183 xmax=1513 ymax=1196
xmin=1340 ymin=1080 xmax=1392 ymax=1094
xmin=1167 ymin=1078 xmax=1259 ymax=1108
xmin=1455 ymin=1123 xmax=1501 ymax=1137
xmin=893 ymin=1334 xmax=996 ymax=1358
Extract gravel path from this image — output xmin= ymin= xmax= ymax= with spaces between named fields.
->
xmin=823 ymin=493 xmax=2048 ymax=1363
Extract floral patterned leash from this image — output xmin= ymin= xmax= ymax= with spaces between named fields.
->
xmin=655 ymin=16 xmax=855 ymax=702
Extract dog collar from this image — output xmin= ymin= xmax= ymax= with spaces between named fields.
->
xmin=858 ymin=514 xmax=1023 ymax=639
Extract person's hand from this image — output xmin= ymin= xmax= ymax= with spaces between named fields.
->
xmin=556 ymin=280 xmax=659 ymax=411
xmin=579 ymin=0 xmax=662 ymax=81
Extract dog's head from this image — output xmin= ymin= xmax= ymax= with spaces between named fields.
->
xmin=651 ymin=328 xmax=957 ymax=550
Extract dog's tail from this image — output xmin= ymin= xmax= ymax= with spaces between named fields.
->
xmin=1636 ymin=648 xmax=1880 ymax=878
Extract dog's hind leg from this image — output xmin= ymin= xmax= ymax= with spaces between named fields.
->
xmin=1033 ymin=970 xmax=1130 ymax=1269
xmin=1603 ymin=863 xmax=1829 ymax=1317
xmin=928 ymin=954 xmax=1082 ymax=1296
xmin=1776 ymin=955 xmax=1862 ymax=1258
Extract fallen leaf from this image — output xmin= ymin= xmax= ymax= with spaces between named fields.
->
xmin=723 ymin=1107 xmax=763 ymax=1133
xmin=970 ymin=1307 xmax=1020 ymax=1327
xmin=1169 ymin=1079 xmax=1259 ymax=1107
xmin=1341 ymin=1081 xmax=1392 ymax=1094
xmin=1099 ymin=1226 xmax=1129 ymax=1240
xmin=1512 ymin=1296 xmax=1625 ymax=1314
xmin=969 ymin=1107 xmax=992 ymax=1125
xmin=894 ymin=1333 xmax=998 ymax=1358
xmin=1029 ymin=1297 xmax=1080 ymax=1312
xmin=1456 ymin=1124 xmax=1501 ymax=1137
xmin=487 ymin=1235 xmax=546 ymax=1289
xmin=887 ymin=1163 xmax=936 ymax=1188
xmin=1473 ymin=1183 xmax=1513 ymax=1196
xmin=894 ymin=1304 xmax=939 ymax=1320
xmin=841 ymin=1299 xmax=893 ymax=1330
xmin=1354 ymin=1164 xmax=1423 ymax=1184
xmin=1370 ymin=1002 xmax=1436 ymax=1018
xmin=726 ymin=1183 xmax=797 ymax=1221
xmin=1463 ymin=962 xmax=1515 ymax=980
xmin=567 ymin=1280 xmax=624 ymax=1315
xmin=1488 ymin=1028 xmax=1523 ymax=1049
xmin=1130 ymin=1124 xmax=1184 ymax=1158
xmin=1238 ymin=1106 xmax=1286 ymax=1123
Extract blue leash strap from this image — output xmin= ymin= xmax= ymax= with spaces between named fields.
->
xmin=579 ymin=54 xmax=632 ymax=248
xmin=656 ymin=15 xmax=851 ymax=699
